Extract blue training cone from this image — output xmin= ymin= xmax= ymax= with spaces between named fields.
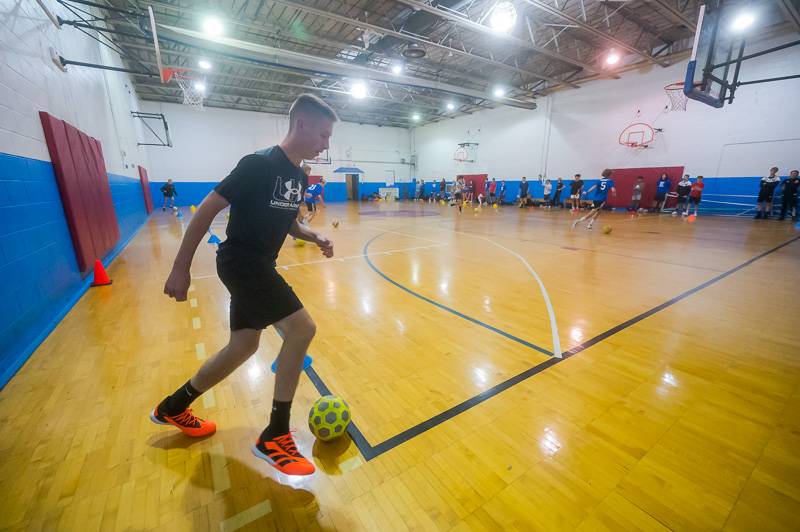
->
xmin=176 ymin=210 xmax=183 ymax=219
xmin=207 ymin=234 xmax=221 ymax=244
xmin=271 ymin=355 xmax=313 ymax=373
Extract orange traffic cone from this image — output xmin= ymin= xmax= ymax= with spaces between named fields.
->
xmin=90 ymin=259 xmax=112 ymax=287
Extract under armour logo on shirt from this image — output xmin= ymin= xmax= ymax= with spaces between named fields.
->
xmin=283 ymin=179 xmax=302 ymax=201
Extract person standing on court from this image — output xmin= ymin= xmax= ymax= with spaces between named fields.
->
xmin=778 ymin=170 xmax=799 ymax=221
xmin=654 ymin=173 xmax=672 ymax=212
xmin=543 ymin=179 xmax=552 ymax=208
xmin=518 ymin=176 xmax=529 ymax=208
xmin=569 ymin=174 xmax=583 ymax=211
xmin=553 ymin=178 xmax=565 ymax=208
xmin=153 ymin=94 xmax=337 ymax=476
xmin=755 ymin=167 xmax=781 ymax=219
xmin=160 ymin=179 xmax=177 ymax=211
xmin=675 ymin=174 xmax=692 ymax=216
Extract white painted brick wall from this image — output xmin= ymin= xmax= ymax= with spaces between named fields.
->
xmin=141 ymin=101 xmax=414 ymax=184
xmin=0 ymin=0 xmax=149 ymax=176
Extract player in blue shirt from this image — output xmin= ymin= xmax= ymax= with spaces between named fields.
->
xmin=302 ymin=177 xmax=326 ymax=224
xmin=654 ymin=173 xmax=672 ymax=212
xmin=572 ymin=169 xmax=616 ymax=229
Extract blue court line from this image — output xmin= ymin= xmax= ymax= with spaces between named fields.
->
xmin=306 ymin=234 xmax=799 ymax=461
xmin=362 ymin=233 xmax=554 ymax=357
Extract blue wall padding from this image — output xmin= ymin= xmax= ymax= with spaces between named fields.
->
xmin=0 ymin=152 xmax=149 ymax=389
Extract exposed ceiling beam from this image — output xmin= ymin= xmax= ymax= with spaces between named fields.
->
xmin=392 ymin=0 xmax=602 ymax=74
xmin=645 ymin=0 xmax=697 ymax=32
xmin=137 ymin=89 xmax=417 ymax=128
xmin=778 ymin=0 xmax=800 ymax=32
xmin=266 ymin=0 xmax=580 ymax=89
xmin=153 ymin=22 xmax=538 ymax=109
xmin=518 ymin=0 xmax=671 ymax=67
xmin=135 ymin=81 xmax=438 ymax=122
xmin=116 ymin=41 xmax=484 ymax=110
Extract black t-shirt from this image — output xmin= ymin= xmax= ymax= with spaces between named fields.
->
xmin=677 ymin=182 xmax=691 ymax=197
xmin=520 ymin=181 xmax=529 ymax=195
xmin=555 ymin=182 xmax=565 ymax=193
xmin=214 ymin=146 xmax=307 ymax=264
xmin=161 ymin=183 xmax=176 ymax=197
xmin=782 ymin=177 xmax=800 ymax=196
xmin=570 ymin=180 xmax=582 ymax=194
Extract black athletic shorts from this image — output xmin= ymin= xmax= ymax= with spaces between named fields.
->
xmin=689 ymin=196 xmax=701 ymax=205
xmin=757 ymin=189 xmax=775 ymax=202
xmin=455 ymin=192 xmax=462 ymax=200
xmin=593 ymin=200 xmax=606 ymax=209
xmin=655 ymin=192 xmax=666 ymax=202
xmin=216 ymin=254 xmax=303 ymax=330
xmin=305 ymin=200 xmax=316 ymax=211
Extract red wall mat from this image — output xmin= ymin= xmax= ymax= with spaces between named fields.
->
xmin=38 ymin=112 xmax=119 ymax=275
xmin=86 ymin=135 xmax=119 ymax=246
xmin=65 ymin=124 xmax=105 ymax=258
xmin=458 ymin=174 xmax=488 ymax=196
xmin=39 ymin=113 xmax=95 ymax=274
xmin=607 ymin=166 xmax=684 ymax=209
xmin=138 ymin=166 xmax=154 ymax=214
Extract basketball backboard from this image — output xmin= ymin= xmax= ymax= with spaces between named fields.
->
xmin=685 ymin=0 xmax=800 ymax=108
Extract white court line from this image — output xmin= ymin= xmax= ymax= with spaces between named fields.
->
xmin=192 ymin=317 xmax=202 ymax=330
xmin=219 ymin=501 xmax=272 ymax=532
xmin=209 ymin=443 xmax=231 ymax=494
xmin=195 ymin=342 xmax=207 ymax=360
xmin=202 ymin=388 xmax=216 ymax=409
xmin=190 ymin=298 xmax=198 ymax=308
xmin=191 ymin=243 xmax=446 ymax=279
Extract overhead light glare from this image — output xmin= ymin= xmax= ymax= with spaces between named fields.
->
xmin=490 ymin=2 xmax=518 ymax=33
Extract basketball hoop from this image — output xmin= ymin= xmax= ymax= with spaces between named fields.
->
xmin=664 ymin=82 xmax=688 ymax=111
xmin=618 ymin=122 xmax=656 ymax=149
xmin=453 ymin=142 xmax=478 ymax=164
xmin=163 ymin=68 xmax=205 ymax=110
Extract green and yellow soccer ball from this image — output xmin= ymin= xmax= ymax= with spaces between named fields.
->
xmin=308 ymin=395 xmax=351 ymax=441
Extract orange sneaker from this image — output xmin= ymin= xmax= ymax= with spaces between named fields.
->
xmin=252 ymin=431 xmax=315 ymax=475
xmin=150 ymin=406 xmax=216 ymax=437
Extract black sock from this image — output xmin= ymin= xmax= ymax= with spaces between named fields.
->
xmin=260 ymin=400 xmax=292 ymax=440
xmin=160 ymin=379 xmax=201 ymax=416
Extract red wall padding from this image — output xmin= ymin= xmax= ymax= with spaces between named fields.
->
xmin=39 ymin=112 xmax=119 ymax=276
xmin=138 ymin=165 xmax=154 ymax=214
xmin=607 ymin=166 xmax=684 ymax=209
xmin=457 ymin=174 xmax=488 ymax=195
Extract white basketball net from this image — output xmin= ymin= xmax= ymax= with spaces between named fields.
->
xmin=172 ymin=70 xmax=205 ymax=110
xmin=665 ymin=82 xmax=688 ymax=112
xmin=453 ymin=147 xmax=468 ymax=162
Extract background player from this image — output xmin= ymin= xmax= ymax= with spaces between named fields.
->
xmin=303 ymin=177 xmax=326 ymax=224
xmin=569 ymin=174 xmax=583 ymax=211
xmin=572 ymin=169 xmax=616 ymax=229
xmin=161 ymin=179 xmax=178 ymax=211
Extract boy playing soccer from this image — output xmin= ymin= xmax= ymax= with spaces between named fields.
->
xmin=303 ymin=177 xmax=326 ymax=224
xmin=572 ymin=169 xmax=616 ymax=229
xmin=153 ymin=94 xmax=337 ymax=476
xmin=161 ymin=179 xmax=177 ymax=211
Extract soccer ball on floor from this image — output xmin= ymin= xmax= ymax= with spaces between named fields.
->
xmin=308 ymin=395 xmax=351 ymax=441
xmin=603 ymin=225 xmax=613 ymax=234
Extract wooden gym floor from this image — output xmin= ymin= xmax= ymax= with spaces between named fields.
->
xmin=1 ymin=201 xmax=799 ymax=531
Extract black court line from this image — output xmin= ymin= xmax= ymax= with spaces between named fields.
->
xmin=305 ymin=235 xmax=799 ymax=461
